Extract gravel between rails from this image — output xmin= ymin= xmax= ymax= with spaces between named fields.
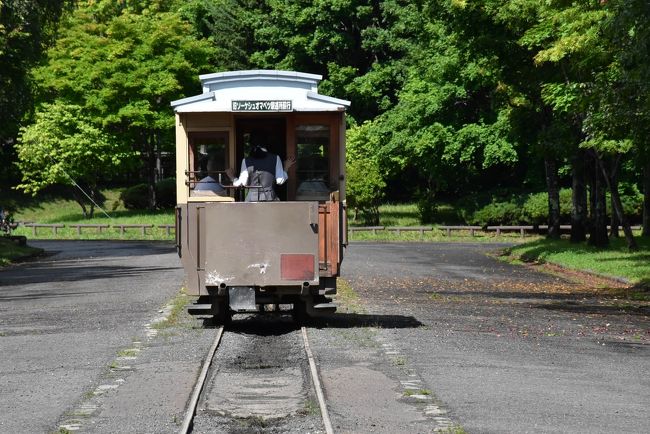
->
xmin=192 ymin=315 xmax=325 ymax=434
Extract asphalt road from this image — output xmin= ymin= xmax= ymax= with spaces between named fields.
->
xmin=1 ymin=240 xmax=648 ymax=433
xmin=340 ymin=242 xmax=650 ymax=434
xmin=0 ymin=240 xmax=184 ymax=433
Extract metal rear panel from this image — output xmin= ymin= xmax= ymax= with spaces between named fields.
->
xmin=201 ymin=202 xmax=319 ymax=287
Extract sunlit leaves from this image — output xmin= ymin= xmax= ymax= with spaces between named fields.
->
xmin=16 ymin=102 xmax=131 ymax=195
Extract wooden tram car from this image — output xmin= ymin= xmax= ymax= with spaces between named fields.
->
xmin=171 ymin=70 xmax=349 ymax=323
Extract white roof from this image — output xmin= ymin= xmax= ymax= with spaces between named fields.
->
xmin=171 ymin=70 xmax=350 ymax=113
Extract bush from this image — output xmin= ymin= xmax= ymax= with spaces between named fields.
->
xmin=418 ymin=197 xmax=460 ymax=224
xmin=522 ymin=188 xmax=572 ymax=225
xmin=469 ymin=200 xmax=524 ymax=226
xmin=120 ymin=183 xmax=149 ymax=210
xmin=614 ymin=182 xmax=643 ymax=222
xmin=155 ymin=178 xmax=176 ymax=209
xmin=346 ymin=156 xmax=385 ymax=225
xmin=417 ymin=196 xmax=436 ymax=224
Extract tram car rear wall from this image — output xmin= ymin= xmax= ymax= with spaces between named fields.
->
xmin=171 ymin=70 xmax=350 ymax=322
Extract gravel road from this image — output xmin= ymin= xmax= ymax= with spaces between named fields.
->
xmin=1 ymin=240 xmax=648 ymax=434
xmin=332 ymin=242 xmax=650 ymax=434
xmin=0 ymin=240 xmax=185 ymax=433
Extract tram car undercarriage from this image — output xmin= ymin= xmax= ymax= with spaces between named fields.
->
xmin=171 ymin=70 xmax=349 ymax=323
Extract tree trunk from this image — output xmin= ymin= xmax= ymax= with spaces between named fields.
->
xmin=587 ymin=151 xmax=608 ymax=247
xmin=146 ymin=132 xmax=157 ymax=209
xmin=609 ymin=161 xmax=619 ymax=238
xmin=598 ymin=154 xmax=637 ymax=250
xmin=641 ymin=158 xmax=650 ymax=237
xmin=71 ymin=188 xmax=89 ymax=219
xmin=571 ymin=149 xmax=587 ymax=242
xmin=545 ymin=156 xmax=561 ymax=239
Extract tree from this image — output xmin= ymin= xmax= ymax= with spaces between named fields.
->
xmin=363 ymin=1 xmax=525 ymax=211
xmin=519 ymin=0 xmax=642 ymax=248
xmin=346 ymin=121 xmax=386 ymax=225
xmin=247 ymin=0 xmax=417 ymax=122
xmin=0 ymin=0 xmax=70 ymax=183
xmin=603 ymin=0 xmax=650 ymax=237
xmin=15 ymin=102 xmax=130 ymax=217
xmin=31 ymin=0 xmax=216 ymax=207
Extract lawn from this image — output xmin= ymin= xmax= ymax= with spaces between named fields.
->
xmin=0 ymin=237 xmax=43 ymax=266
xmin=6 ymin=189 xmax=175 ymax=241
xmin=506 ymin=237 xmax=650 ymax=285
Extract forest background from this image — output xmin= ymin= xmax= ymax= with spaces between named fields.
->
xmin=1 ymin=0 xmax=649 ymax=250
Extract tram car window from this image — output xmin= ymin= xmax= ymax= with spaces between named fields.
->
xmin=295 ymin=125 xmax=330 ymax=201
xmin=188 ymin=131 xmax=230 ymax=197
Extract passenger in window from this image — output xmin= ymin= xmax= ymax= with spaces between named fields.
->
xmin=193 ymin=158 xmax=226 ymax=196
xmin=226 ymin=144 xmax=295 ymax=201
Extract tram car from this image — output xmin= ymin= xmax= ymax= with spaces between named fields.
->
xmin=171 ymin=70 xmax=349 ymax=323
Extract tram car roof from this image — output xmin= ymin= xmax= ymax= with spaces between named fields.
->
xmin=171 ymin=70 xmax=350 ymax=113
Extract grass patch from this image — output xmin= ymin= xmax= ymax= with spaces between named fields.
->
xmin=151 ymin=288 xmax=189 ymax=329
xmin=348 ymin=227 xmax=539 ymax=243
xmin=300 ymin=399 xmax=320 ymax=416
xmin=403 ymin=388 xmax=431 ymax=397
xmin=117 ymin=348 xmax=140 ymax=357
xmin=5 ymin=188 xmax=175 ymax=241
xmin=0 ymin=237 xmax=43 ymax=266
xmin=439 ymin=425 xmax=468 ymax=434
xmin=505 ymin=237 xmax=650 ymax=284
xmin=335 ymin=278 xmax=364 ymax=313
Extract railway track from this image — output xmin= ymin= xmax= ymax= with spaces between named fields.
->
xmin=180 ymin=321 xmax=333 ymax=434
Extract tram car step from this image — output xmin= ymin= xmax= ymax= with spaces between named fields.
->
xmin=186 ymin=303 xmax=212 ymax=315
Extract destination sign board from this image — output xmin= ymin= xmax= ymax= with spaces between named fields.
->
xmin=232 ymin=100 xmax=292 ymax=112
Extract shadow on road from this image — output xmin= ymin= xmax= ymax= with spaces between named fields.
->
xmin=534 ymin=302 xmax=650 ymax=316
xmin=0 ymin=262 xmax=179 ymax=287
xmin=201 ymin=312 xmax=423 ymax=333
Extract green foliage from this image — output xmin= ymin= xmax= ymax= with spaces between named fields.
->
xmin=120 ymin=178 xmax=175 ymax=210
xmin=507 ymin=237 xmax=650 ymax=284
xmin=154 ymin=178 xmax=176 ymax=209
xmin=522 ymin=189 xmax=573 ymax=225
xmin=346 ymin=122 xmax=386 ymax=225
xmin=610 ymin=182 xmax=643 ymax=221
xmin=15 ymin=101 xmax=126 ymax=216
xmin=469 ymin=200 xmax=523 ymax=227
xmin=28 ymin=0 xmax=217 ymax=206
xmin=1 ymin=0 xmax=648 ymax=232
xmin=178 ymin=0 xmax=250 ymax=70
xmin=0 ymin=0 xmax=69 ymax=142
xmin=120 ymin=184 xmax=150 ymax=210
xmin=16 ymin=102 xmax=126 ymax=194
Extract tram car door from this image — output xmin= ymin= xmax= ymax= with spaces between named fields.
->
xmin=171 ymin=70 xmax=349 ymax=323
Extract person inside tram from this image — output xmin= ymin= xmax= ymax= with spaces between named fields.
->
xmin=225 ymin=139 xmax=296 ymax=201
xmin=194 ymin=157 xmax=226 ymax=196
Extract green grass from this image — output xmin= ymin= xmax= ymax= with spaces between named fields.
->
xmin=7 ymin=188 xmax=175 ymax=241
xmin=336 ymin=278 xmax=365 ymax=313
xmin=348 ymin=227 xmax=538 ymax=243
xmin=506 ymin=237 xmax=650 ymax=284
xmin=0 ymin=237 xmax=43 ymax=266
xmin=151 ymin=289 xmax=189 ymax=329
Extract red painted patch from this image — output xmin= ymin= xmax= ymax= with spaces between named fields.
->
xmin=281 ymin=254 xmax=315 ymax=280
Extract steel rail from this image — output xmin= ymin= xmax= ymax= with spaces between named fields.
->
xmin=301 ymin=326 xmax=334 ymax=434
xmin=179 ymin=326 xmax=225 ymax=434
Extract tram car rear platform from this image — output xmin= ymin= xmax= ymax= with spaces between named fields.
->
xmin=171 ymin=70 xmax=349 ymax=323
